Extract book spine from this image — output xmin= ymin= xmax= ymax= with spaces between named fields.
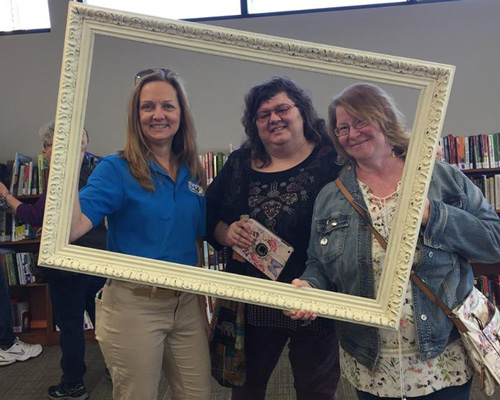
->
xmin=464 ymin=137 xmax=470 ymax=169
xmin=494 ymin=175 xmax=500 ymax=211
xmin=482 ymin=134 xmax=490 ymax=169
xmin=448 ymin=134 xmax=456 ymax=166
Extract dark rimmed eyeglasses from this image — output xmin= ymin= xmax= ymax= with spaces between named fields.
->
xmin=255 ymin=103 xmax=296 ymax=123
xmin=42 ymin=142 xmax=53 ymax=149
xmin=134 ymin=68 xmax=178 ymax=84
xmin=333 ymin=120 xmax=370 ymax=137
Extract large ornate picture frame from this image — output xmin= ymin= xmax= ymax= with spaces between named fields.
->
xmin=39 ymin=2 xmax=454 ymax=330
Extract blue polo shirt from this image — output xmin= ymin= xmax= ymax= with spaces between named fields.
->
xmin=79 ymin=154 xmax=205 ymax=266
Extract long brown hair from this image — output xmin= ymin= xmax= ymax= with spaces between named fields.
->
xmin=123 ymin=69 xmax=206 ymax=191
xmin=328 ymin=83 xmax=410 ymax=165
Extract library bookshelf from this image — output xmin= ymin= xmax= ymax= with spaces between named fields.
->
xmin=2 ymin=236 xmax=52 ymax=345
xmin=462 ymin=167 xmax=500 ymax=270
xmin=461 ymin=167 xmax=500 ymax=303
xmin=1 ymin=193 xmax=98 ymax=346
xmin=2 ymin=237 xmax=97 ymax=346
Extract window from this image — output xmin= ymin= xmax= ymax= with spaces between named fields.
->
xmin=84 ymin=0 xmax=241 ymax=19
xmin=248 ymin=0 xmax=403 ymax=14
xmin=83 ymin=0 xmax=457 ymax=20
xmin=0 ymin=0 xmax=50 ymax=34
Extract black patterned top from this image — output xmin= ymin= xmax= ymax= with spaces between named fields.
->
xmin=206 ymin=143 xmax=341 ymax=330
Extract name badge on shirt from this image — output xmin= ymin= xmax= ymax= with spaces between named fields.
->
xmin=188 ymin=181 xmax=204 ymax=196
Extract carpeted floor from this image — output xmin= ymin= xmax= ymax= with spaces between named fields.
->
xmin=0 ymin=342 xmax=496 ymax=399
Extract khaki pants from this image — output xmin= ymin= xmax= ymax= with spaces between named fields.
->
xmin=95 ymin=280 xmax=211 ymax=400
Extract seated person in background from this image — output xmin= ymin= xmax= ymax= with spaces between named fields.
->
xmin=206 ymin=77 xmax=341 ymax=400
xmin=70 ymin=68 xmax=210 ymax=400
xmin=0 ymin=122 xmax=107 ymax=400
xmin=286 ymin=83 xmax=500 ymax=400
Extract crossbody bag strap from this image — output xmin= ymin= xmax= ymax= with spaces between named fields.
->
xmin=335 ymin=177 xmax=387 ymax=251
xmin=334 ymin=177 xmax=469 ymax=333
xmin=409 ymin=271 xmax=468 ymax=333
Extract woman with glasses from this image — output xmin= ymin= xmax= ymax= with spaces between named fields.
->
xmin=70 ymin=68 xmax=210 ymax=400
xmin=287 ymin=83 xmax=500 ymax=399
xmin=206 ymin=77 xmax=341 ymax=400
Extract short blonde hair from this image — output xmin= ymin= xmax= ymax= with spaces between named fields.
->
xmin=328 ymin=83 xmax=410 ymax=165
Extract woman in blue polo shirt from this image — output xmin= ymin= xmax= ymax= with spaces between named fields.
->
xmin=70 ymin=69 xmax=210 ymax=400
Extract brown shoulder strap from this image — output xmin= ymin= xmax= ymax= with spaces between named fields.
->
xmin=335 ymin=178 xmax=387 ymax=251
xmin=334 ymin=178 xmax=469 ymax=333
xmin=409 ymin=271 xmax=469 ymax=333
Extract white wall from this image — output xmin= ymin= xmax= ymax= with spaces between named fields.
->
xmin=0 ymin=0 xmax=498 ymax=162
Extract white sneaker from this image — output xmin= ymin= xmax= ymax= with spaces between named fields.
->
xmin=0 ymin=337 xmax=42 ymax=363
xmin=0 ymin=350 xmax=16 ymax=366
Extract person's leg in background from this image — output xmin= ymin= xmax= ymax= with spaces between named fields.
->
xmin=0 ymin=267 xmax=42 ymax=366
xmin=47 ymin=272 xmax=91 ymax=400
xmin=84 ymin=274 xmax=110 ymax=381
xmin=84 ymin=275 xmax=106 ymax=326
xmin=288 ymin=324 xmax=340 ymax=400
xmin=231 ymin=324 xmax=289 ymax=400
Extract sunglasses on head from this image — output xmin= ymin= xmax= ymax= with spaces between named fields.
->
xmin=134 ymin=68 xmax=178 ymax=84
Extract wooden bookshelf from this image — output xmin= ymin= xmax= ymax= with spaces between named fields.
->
xmin=2 ymin=239 xmax=99 ymax=346
xmin=1 ymin=154 xmax=101 ymax=346
xmin=462 ymin=166 xmax=500 ymax=214
xmin=8 ymin=282 xmax=97 ymax=346
xmin=470 ymin=263 xmax=500 ymax=276
xmin=461 ymin=167 xmax=500 ymax=275
xmin=8 ymin=283 xmax=53 ymax=345
xmin=1 ymin=237 xmax=40 ymax=247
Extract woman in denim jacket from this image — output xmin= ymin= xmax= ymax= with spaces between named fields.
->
xmin=287 ymin=83 xmax=500 ymax=399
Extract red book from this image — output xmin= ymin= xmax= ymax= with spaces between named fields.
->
xmin=448 ymin=134 xmax=456 ymax=166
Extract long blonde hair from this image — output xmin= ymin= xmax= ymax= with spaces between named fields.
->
xmin=123 ymin=69 xmax=206 ymax=191
xmin=328 ymin=83 xmax=411 ymax=165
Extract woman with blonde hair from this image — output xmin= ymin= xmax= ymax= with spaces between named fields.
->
xmin=70 ymin=68 xmax=210 ymax=400
xmin=288 ymin=83 xmax=500 ymax=399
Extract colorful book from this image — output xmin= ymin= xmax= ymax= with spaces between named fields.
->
xmin=9 ymin=153 xmax=32 ymax=194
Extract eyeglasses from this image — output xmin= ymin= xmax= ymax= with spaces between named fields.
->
xmin=255 ymin=103 xmax=296 ymax=123
xmin=42 ymin=142 xmax=53 ymax=149
xmin=333 ymin=120 xmax=370 ymax=137
xmin=134 ymin=68 xmax=178 ymax=84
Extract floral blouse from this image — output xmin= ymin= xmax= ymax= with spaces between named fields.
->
xmin=341 ymin=180 xmax=472 ymax=397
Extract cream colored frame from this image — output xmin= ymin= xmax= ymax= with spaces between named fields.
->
xmin=39 ymin=2 xmax=454 ymax=330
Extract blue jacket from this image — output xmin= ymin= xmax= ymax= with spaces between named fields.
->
xmin=301 ymin=160 xmax=500 ymax=370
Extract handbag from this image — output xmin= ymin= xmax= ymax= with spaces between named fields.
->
xmin=336 ymin=177 xmax=500 ymax=396
xmin=209 ymin=298 xmax=246 ymax=388
xmin=411 ymin=273 xmax=500 ymax=395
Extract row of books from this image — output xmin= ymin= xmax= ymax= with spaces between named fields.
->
xmin=469 ymin=174 xmax=500 ymax=211
xmin=1 ymin=249 xmax=38 ymax=286
xmin=199 ymin=149 xmax=232 ymax=271
xmin=4 ymin=151 xmax=101 ymax=199
xmin=8 ymin=153 xmax=49 ymax=197
xmin=0 ymin=211 xmax=37 ymax=242
xmin=475 ymin=274 xmax=500 ymax=307
xmin=199 ymin=147 xmax=233 ymax=185
xmin=441 ymin=133 xmax=500 ymax=170
xmin=202 ymin=241 xmax=226 ymax=271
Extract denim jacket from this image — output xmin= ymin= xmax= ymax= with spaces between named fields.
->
xmin=301 ymin=160 xmax=500 ymax=370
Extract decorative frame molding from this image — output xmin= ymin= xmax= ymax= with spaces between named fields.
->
xmin=39 ymin=2 xmax=454 ymax=329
